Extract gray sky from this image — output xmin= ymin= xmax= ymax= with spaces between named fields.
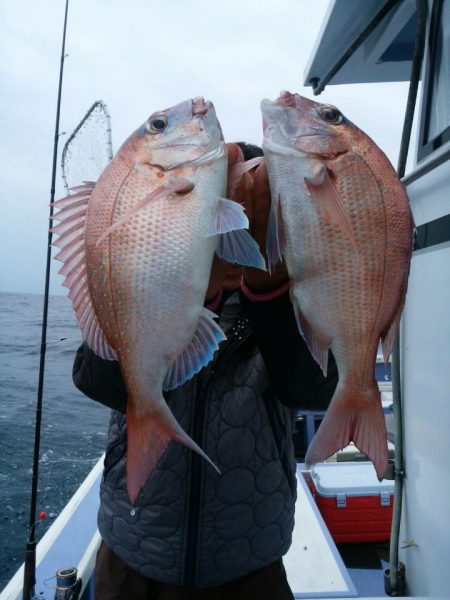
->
xmin=0 ymin=0 xmax=410 ymax=296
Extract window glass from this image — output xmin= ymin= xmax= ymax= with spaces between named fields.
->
xmin=426 ymin=0 xmax=450 ymax=142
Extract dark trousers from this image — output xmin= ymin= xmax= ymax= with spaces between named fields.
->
xmin=94 ymin=540 xmax=294 ymax=600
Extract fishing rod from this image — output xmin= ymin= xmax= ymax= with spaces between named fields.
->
xmin=23 ymin=0 xmax=70 ymax=598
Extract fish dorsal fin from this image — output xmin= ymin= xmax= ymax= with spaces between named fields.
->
xmin=304 ymin=164 xmax=359 ymax=258
xmin=216 ymin=229 xmax=266 ymax=270
xmin=292 ymin=294 xmax=330 ymax=376
xmin=207 ymin=198 xmax=249 ymax=235
xmin=51 ymin=183 xmax=117 ymax=360
xmin=227 ymin=157 xmax=265 ymax=197
xmin=163 ymin=308 xmax=226 ymax=391
xmin=266 ymin=193 xmax=286 ymax=272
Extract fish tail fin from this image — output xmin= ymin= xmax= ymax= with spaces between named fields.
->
xmin=305 ymin=384 xmax=388 ymax=480
xmin=126 ymin=403 xmax=220 ymax=504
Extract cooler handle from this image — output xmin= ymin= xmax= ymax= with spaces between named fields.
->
xmin=336 ymin=493 xmax=347 ymax=508
xmin=380 ymin=491 xmax=391 ymax=506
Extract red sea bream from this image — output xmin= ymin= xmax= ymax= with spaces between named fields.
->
xmin=261 ymin=91 xmax=414 ymax=479
xmin=51 ymin=97 xmax=265 ymax=503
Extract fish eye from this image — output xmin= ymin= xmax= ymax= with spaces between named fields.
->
xmin=320 ymin=107 xmax=343 ymax=125
xmin=145 ymin=115 xmax=168 ymax=134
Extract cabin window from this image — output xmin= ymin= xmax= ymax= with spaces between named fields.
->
xmin=418 ymin=0 xmax=450 ymax=160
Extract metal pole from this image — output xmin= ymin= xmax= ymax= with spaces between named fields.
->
xmin=23 ymin=0 xmax=70 ymax=597
xmin=386 ymin=0 xmax=427 ymax=595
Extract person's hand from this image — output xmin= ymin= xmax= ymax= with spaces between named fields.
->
xmin=242 ymin=161 xmax=289 ymax=293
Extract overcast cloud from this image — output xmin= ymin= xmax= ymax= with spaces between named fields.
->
xmin=0 ymin=0 xmax=411 ymax=295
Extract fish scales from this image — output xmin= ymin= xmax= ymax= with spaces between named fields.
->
xmin=272 ymin=153 xmax=388 ymax=374
xmin=51 ymin=97 xmax=266 ymax=503
xmin=87 ymin=166 xmax=219 ymax=390
xmin=262 ymin=92 xmax=413 ymax=478
xmin=85 ymin=140 xmax=224 ymax=502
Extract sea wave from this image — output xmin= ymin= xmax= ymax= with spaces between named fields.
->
xmin=0 ymin=291 xmax=109 ymax=591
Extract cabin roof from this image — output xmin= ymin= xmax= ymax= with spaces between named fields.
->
xmin=304 ymin=0 xmax=416 ymax=90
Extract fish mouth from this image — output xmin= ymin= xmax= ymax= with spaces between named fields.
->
xmin=261 ymin=91 xmax=298 ymax=109
xmin=176 ymin=141 xmax=226 ymax=167
xmin=261 ymin=98 xmax=281 ymax=109
xmin=260 ymin=98 xmax=286 ymax=131
xmin=296 ymin=126 xmax=333 ymax=139
xmin=192 ymin=96 xmax=213 ymax=116
xmin=263 ymin=91 xmax=318 ymax=112
xmin=161 ymin=140 xmax=227 ymax=171
xmin=277 ymin=90 xmax=298 ymax=107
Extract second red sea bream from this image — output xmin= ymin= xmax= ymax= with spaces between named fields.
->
xmin=261 ymin=91 xmax=414 ymax=479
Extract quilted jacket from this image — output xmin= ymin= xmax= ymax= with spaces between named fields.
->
xmin=73 ymin=290 xmax=337 ymax=587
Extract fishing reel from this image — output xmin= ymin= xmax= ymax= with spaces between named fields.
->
xmin=54 ymin=567 xmax=82 ymax=600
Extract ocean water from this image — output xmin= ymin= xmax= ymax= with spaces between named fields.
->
xmin=0 ymin=292 xmax=109 ymax=591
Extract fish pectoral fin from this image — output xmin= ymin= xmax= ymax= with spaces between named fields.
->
xmin=381 ymin=248 xmax=411 ymax=364
xmin=305 ymin=385 xmax=389 ymax=481
xmin=50 ymin=182 xmax=117 ymax=361
xmin=380 ymin=309 xmax=402 ymax=367
xmin=96 ymin=176 xmax=194 ymax=246
xmin=216 ymin=229 xmax=267 ymax=271
xmin=266 ymin=193 xmax=286 ymax=272
xmin=292 ymin=295 xmax=330 ymax=375
xmin=304 ymin=164 xmax=359 ymax=258
xmin=381 ymin=290 xmax=407 ymax=365
xmin=126 ymin=402 xmax=220 ymax=504
xmin=227 ymin=157 xmax=265 ymax=197
xmin=163 ymin=308 xmax=226 ymax=391
xmin=207 ymin=198 xmax=249 ymax=236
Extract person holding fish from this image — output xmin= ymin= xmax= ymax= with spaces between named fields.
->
xmin=59 ymin=97 xmax=337 ymax=600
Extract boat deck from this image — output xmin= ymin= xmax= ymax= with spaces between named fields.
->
xmin=286 ymin=468 xmax=357 ymax=597
xmin=1 ymin=458 xmax=421 ymax=600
